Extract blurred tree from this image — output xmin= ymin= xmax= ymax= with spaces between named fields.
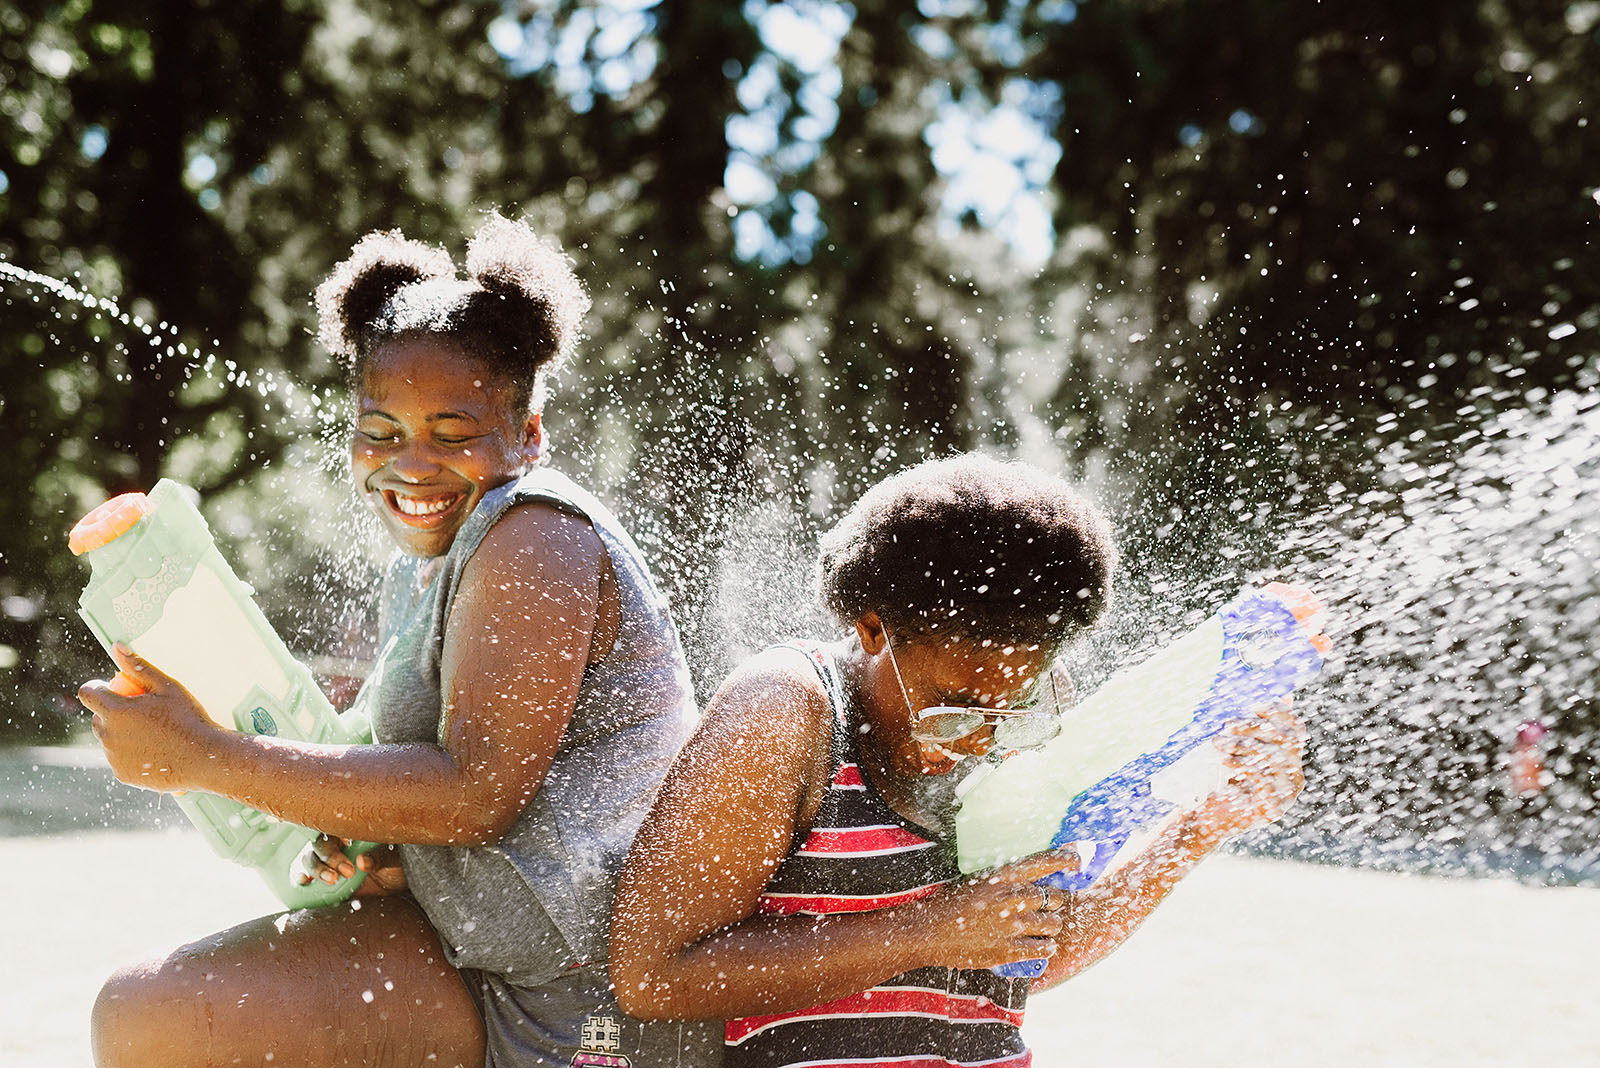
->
xmin=1 ymin=0 xmax=327 ymax=737
xmin=1024 ymin=0 xmax=1600 ymax=420
xmin=3 ymin=0 xmax=1597 ymax=740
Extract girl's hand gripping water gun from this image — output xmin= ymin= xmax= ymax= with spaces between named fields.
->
xmin=70 ymin=479 xmax=375 ymax=908
xmin=953 ymin=581 xmax=1332 ymax=977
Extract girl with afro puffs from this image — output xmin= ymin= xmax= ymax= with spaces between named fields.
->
xmin=79 ymin=216 xmax=719 ymax=1067
xmin=609 ymin=454 xmax=1305 ymax=1067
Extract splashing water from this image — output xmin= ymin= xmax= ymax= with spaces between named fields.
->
xmin=0 ymin=262 xmax=384 ymax=710
xmin=1257 ymin=389 xmax=1600 ymax=883
xmin=6 ymin=260 xmax=1597 ymax=886
xmin=696 ymin=386 xmax=1600 ymax=887
xmin=0 ymin=261 xmax=336 ymax=425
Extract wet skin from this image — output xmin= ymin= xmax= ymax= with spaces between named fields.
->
xmin=79 ymin=336 xmax=621 ymax=1068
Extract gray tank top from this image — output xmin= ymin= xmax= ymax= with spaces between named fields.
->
xmin=353 ymin=466 xmax=697 ymax=985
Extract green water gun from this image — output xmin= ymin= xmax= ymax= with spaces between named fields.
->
xmin=70 ymin=479 xmax=374 ymax=908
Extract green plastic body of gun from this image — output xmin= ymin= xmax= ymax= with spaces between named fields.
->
xmin=71 ymin=479 xmax=375 ymax=909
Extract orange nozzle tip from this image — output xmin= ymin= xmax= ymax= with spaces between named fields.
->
xmin=69 ymin=492 xmax=151 ymax=556
xmin=1262 ymin=580 xmax=1324 ymax=624
xmin=1311 ymin=633 xmax=1333 ymax=656
xmin=109 ymin=671 xmax=145 ymax=697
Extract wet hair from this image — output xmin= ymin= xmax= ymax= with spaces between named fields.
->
xmin=314 ymin=214 xmax=590 ymax=414
xmin=817 ymin=454 xmax=1117 ymax=652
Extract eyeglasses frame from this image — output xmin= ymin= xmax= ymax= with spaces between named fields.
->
xmin=881 ymin=629 xmax=1066 ymax=748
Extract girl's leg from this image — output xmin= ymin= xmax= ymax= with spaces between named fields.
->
xmin=91 ymin=895 xmax=486 ymax=1068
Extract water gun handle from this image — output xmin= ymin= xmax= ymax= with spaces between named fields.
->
xmin=282 ymin=836 xmax=379 ymax=909
xmin=113 ymin=656 xmax=377 ymax=905
xmin=168 ymin=787 xmax=375 ymax=905
xmin=102 ymin=662 xmax=376 ymax=906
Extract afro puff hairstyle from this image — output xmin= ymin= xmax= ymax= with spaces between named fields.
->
xmin=817 ymin=453 xmax=1117 ymax=652
xmin=314 ymin=214 xmax=591 ymax=415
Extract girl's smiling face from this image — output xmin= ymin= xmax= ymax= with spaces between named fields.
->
xmin=350 ymin=335 xmax=537 ymax=557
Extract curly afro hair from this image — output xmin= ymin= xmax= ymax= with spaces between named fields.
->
xmin=314 ymin=214 xmax=591 ymax=414
xmin=817 ymin=453 xmax=1117 ymax=652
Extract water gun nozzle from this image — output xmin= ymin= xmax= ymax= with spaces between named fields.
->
xmin=69 ymin=492 xmax=151 ymax=556
xmin=1262 ymin=580 xmax=1332 ymax=654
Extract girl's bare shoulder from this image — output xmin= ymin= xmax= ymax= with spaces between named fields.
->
xmin=709 ymin=645 xmax=835 ymax=726
xmin=682 ymin=644 xmax=839 ymax=779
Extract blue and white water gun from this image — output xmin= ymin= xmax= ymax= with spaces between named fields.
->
xmin=953 ymin=582 xmax=1332 ymax=977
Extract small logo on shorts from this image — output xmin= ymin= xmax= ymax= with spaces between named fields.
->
xmin=571 ymin=1014 xmax=630 ymax=1067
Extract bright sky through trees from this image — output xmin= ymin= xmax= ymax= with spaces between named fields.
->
xmin=488 ymin=0 xmax=1062 ymax=264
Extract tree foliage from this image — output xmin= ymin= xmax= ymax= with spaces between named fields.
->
xmin=2 ymin=0 xmax=1596 ymax=739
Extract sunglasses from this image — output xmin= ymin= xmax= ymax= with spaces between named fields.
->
xmin=884 ymin=632 xmax=1071 ymax=751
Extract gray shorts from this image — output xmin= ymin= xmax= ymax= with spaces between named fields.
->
xmin=460 ymin=963 xmax=722 ymax=1068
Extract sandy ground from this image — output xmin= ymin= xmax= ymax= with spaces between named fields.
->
xmin=3 ymin=751 xmax=1598 ymax=1067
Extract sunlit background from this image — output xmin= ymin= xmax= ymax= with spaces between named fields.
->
xmin=2 ymin=0 xmax=1598 ymax=1063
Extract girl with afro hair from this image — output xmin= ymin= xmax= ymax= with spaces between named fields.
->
xmin=610 ymin=453 xmax=1305 ymax=1067
xmin=81 ymin=215 xmax=719 ymax=1067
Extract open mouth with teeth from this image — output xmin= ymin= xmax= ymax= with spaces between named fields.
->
xmin=381 ymin=488 xmax=468 ymax=527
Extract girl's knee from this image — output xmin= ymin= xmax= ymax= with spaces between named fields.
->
xmin=92 ymin=951 xmax=275 ymax=1068
xmin=91 ymin=961 xmax=183 ymax=1068
xmin=91 ymin=903 xmax=481 ymax=1068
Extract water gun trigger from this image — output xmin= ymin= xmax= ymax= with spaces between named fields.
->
xmin=101 ymin=668 xmax=194 ymax=798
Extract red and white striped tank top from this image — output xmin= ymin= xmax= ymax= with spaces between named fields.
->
xmin=724 ymin=641 xmax=1032 ymax=1068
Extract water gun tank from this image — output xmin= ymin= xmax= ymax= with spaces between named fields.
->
xmin=71 ymin=479 xmax=372 ymax=908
